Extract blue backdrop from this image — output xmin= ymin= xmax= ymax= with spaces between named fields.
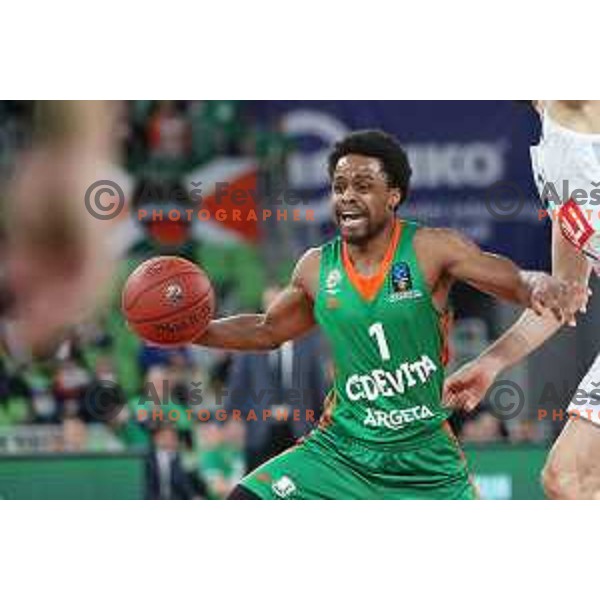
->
xmin=250 ymin=100 xmax=549 ymax=269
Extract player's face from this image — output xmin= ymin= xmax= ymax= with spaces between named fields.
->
xmin=331 ymin=154 xmax=399 ymax=244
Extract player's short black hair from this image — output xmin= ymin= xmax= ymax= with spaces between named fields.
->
xmin=327 ymin=129 xmax=412 ymax=201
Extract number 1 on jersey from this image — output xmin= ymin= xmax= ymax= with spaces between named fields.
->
xmin=368 ymin=322 xmax=391 ymax=361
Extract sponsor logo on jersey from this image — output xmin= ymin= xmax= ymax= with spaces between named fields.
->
xmin=558 ymin=199 xmax=595 ymax=251
xmin=272 ymin=475 xmax=297 ymax=499
xmin=363 ymin=405 xmax=435 ymax=430
xmin=345 ymin=354 xmax=438 ymax=401
xmin=388 ymin=262 xmax=423 ymax=302
xmin=325 ymin=268 xmax=342 ymax=295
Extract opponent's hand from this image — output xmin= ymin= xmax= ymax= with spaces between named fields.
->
xmin=442 ymin=358 xmax=500 ymax=413
xmin=528 ymin=273 xmax=589 ymax=326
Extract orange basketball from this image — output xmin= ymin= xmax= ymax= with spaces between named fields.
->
xmin=122 ymin=256 xmax=215 ymax=346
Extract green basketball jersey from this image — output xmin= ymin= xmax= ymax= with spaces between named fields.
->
xmin=314 ymin=219 xmax=450 ymax=446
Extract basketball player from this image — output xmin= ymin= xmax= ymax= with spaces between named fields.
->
xmin=1 ymin=101 xmax=117 ymax=358
xmin=194 ymin=129 xmax=583 ymax=499
xmin=443 ymin=101 xmax=600 ymax=499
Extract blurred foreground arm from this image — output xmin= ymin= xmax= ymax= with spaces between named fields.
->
xmin=4 ymin=101 xmax=117 ymax=357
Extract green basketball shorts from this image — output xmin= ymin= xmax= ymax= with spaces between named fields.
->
xmin=239 ymin=422 xmax=478 ymax=500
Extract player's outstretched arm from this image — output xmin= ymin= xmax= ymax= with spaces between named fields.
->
xmin=434 ymin=227 xmax=586 ymax=322
xmin=443 ymin=220 xmax=591 ymax=411
xmin=195 ymin=249 xmax=319 ymax=351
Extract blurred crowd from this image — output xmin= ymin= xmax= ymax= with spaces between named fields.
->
xmin=121 ymin=100 xmax=291 ymax=179
xmin=0 ymin=299 xmax=332 ymax=499
xmin=0 ymin=100 xmax=295 ymax=498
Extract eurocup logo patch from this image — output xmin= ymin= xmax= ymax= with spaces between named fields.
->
xmin=325 ymin=268 xmax=342 ymax=295
xmin=390 ymin=262 xmax=412 ymax=293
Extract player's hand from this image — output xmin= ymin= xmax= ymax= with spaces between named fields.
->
xmin=529 ymin=273 xmax=589 ymax=326
xmin=442 ymin=358 xmax=500 ymax=412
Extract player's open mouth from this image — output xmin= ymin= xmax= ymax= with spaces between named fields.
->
xmin=339 ymin=212 xmax=367 ymax=226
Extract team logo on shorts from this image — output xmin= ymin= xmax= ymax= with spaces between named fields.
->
xmin=390 ymin=262 xmax=412 ymax=292
xmin=272 ymin=475 xmax=297 ymax=499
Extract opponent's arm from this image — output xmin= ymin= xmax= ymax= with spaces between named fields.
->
xmin=443 ymin=220 xmax=591 ymax=410
xmin=467 ymin=220 xmax=590 ymax=373
xmin=195 ymin=249 xmax=319 ymax=351
xmin=435 ymin=227 xmax=584 ymax=321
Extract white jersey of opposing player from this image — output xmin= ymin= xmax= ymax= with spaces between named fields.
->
xmin=531 ymin=110 xmax=600 ymax=425
xmin=531 ymin=110 xmax=600 ymax=270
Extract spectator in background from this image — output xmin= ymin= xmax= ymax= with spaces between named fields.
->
xmin=138 ymin=342 xmax=192 ymax=381
xmin=133 ymin=365 xmax=194 ymax=447
xmin=188 ymin=100 xmax=216 ymax=165
xmin=30 ymin=381 xmax=59 ymax=424
xmin=147 ymin=100 xmax=190 ymax=158
xmin=199 ymin=420 xmax=245 ymax=498
xmin=145 ymin=101 xmax=191 ymax=177
xmin=0 ymin=361 xmax=30 ymax=426
xmin=145 ymin=423 xmax=197 ymax=500
xmin=188 ymin=100 xmax=242 ymax=158
xmin=53 ymin=358 xmax=90 ymax=420
xmin=93 ymin=355 xmax=117 ymax=383
xmin=227 ymin=286 xmax=328 ymax=472
xmin=83 ymin=353 xmax=139 ymax=444
xmin=459 ymin=409 xmax=509 ymax=443
xmin=510 ymin=419 xmax=544 ymax=443
xmin=106 ymin=403 xmax=150 ymax=451
xmin=60 ymin=416 xmax=89 ymax=452
xmin=203 ymin=350 xmax=231 ymax=410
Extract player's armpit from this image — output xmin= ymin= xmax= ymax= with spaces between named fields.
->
xmin=196 ymin=248 xmax=320 ymax=351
